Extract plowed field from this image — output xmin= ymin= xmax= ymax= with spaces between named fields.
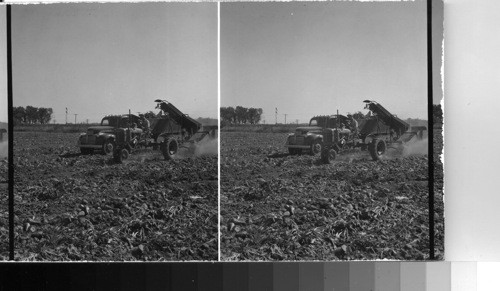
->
xmin=0 ymin=152 xmax=7 ymax=259
xmin=221 ymin=131 xmax=436 ymax=261
xmin=13 ymin=131 xmax=217 ymax=261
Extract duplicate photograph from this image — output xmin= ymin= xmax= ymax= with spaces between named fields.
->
xmin=11 ymin=3 xmax=218 ymax=261
xmin=220 ymin=0 xmax=444 ymax=260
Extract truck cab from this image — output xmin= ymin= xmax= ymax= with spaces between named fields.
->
xmin=285 ymin=115 xmax=351 ymax=155
xmin=77 ymin=115 xmax=143 ymax=155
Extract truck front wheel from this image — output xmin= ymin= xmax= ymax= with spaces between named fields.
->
xmin=102 ymin=140 xmax=115 ymax=155
xmin=310 ymin=140 xmax=323 ymax=156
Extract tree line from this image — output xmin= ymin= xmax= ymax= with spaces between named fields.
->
xmin=220 ymin=106 xmax=263 ymax=124
xmin=13 ymin=106 xmax=53 ymax=125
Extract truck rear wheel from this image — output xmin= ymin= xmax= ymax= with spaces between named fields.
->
xmin=161 ymin=138 xmax=178 ymax=160
xmin=369 ymin=139 xmax=386 ymax=161
xmin=288 ymin=148 xmax=299 ymax=155
xmin=321 ymin=148 xmax=337 ymax=164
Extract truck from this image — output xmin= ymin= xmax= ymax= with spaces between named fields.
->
xmin=285 ymin=114 xmax=352 ymax=156
xmin=320 ymin=100 xmax=427 ymax=163
xmin=77 ymin=114 xmax=143 ymax=155
xmin=285 ymin=100 xmax=427 ymax=163
xmin=78 ymin=99 xmax=216 ymax=163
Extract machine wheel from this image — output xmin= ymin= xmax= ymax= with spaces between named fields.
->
xmin=321 ymin=148 xmax=337 ymax=164
xmin=160 ymin=138 xmax=178 ymax=160
xmin=102 ymin=140 xmax=115 ymax=155
xmin=369 ymin=139 xmax=386 ymax=161
xmin=113 ymin=148 xmax=129 ymax=163
xmin=310 ymin=140 xmax=323 ymax=156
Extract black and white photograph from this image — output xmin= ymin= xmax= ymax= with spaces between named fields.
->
xmin=0 ymin=7 xmax=8 ymax=261
xmin=220 ymin=0 xmax=444 ymax=260
xmin=10 ymin=3 xmax=218 ymax=261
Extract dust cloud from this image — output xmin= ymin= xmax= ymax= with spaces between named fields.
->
xmin=402 ymin=138 xmax=428 ymax=156
xmin=194 ymin=138 xmax=218 ymax=156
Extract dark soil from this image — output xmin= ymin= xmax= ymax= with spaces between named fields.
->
xmin=433 ymin=122 xmax=444 ymax=260
xmin=0 ymin=155 xmax=8 ymax=260
xmin=13 ymin=132 xmax=217 ymax=261
xmin=221 ymin=132 xmax=432 ymax=261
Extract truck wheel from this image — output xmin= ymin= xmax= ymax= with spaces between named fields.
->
xmin=369 ymin=139 xmax=386 ymax=161
xmin=288 ymin=148 xmax=297 ymax=155
xmin=113 ymin=148 xmax=129 ymax=163
xmin=321 ymin=148 xmax=337 ymax=164
xmin=102 ymin=140 xmax=115 ymax=155
xmin=161 ymin=138 xmax=178 ymax=160
xmin=310 ymin=140 xmax=323 ymax=156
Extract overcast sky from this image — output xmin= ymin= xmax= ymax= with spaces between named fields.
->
xmin=11 ymin=3 xmax=217 ymax=123
xmin=221 ymin=1 xmax=441 ymax=124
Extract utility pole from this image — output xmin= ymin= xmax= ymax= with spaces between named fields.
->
xmin=86 ymin=119 xmax=89 ymax=124
xmin=74 ymin=114 xmax=77 ymax=124
xmin=275 ymin=108 xmax=278 ymax=125
xmin=296 ymin=119 xmax=299 ymax=125
xmin=284 ymin=114 xmax=287 ymax=124
xmin=65 ymin=108 xmax=68 ymax=124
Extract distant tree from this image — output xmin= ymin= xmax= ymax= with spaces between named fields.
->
xmin=235 ymin=106 xmax=248 ymax=124
xmin=13 ymin=106 xmax=26 ymax=124
xmin=247 ymin=108 xmax=263 ymax=124
xmin=220 ymin=107 xmax=236 ymax=124
xmin=37 ymin=107 xmax=53 ymax=124
xmin=25 ymin=106 xmax=38 ymax=124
